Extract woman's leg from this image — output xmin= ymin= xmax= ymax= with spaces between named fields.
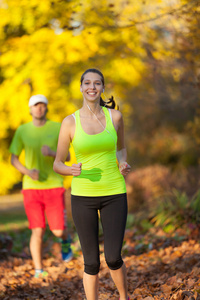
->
xmin=100 ymin=194 xmax=128 ymax=299
xmin=71 ymin=195 xmax=100 ymax=299
xmin=109 ymin=263 xmax=127 ymax=300
xmin=83 ymin=273 xmax=99 ymax=300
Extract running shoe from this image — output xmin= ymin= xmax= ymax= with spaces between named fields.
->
xmin=34 ymin=270 xmax=48 ymax=278
xmin=61 ymin=237 xmax=73 ymax=262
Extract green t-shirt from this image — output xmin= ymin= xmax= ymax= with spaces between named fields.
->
xmin=9 ymin=120 xmax=63 ymax=190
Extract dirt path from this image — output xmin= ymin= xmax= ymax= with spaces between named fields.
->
xmin=0 ymin=193 xmax=24 ymax=212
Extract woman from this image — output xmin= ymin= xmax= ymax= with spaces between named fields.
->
xmin=53 ymin=68 xmax=131 ymax=300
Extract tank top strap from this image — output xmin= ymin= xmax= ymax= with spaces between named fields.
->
xmin=102 ymin=106 xmax=109 ymax=122
xmin=74 ymin=110 xmax=80 ymax=126
xmin=102 ymin=107 xmax=114 ymax=132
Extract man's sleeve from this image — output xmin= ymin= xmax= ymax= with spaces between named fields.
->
xmin=9 ymin=127 xmax=24 ymax=156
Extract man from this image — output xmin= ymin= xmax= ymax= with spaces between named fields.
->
xmin=9 ymin=94 xmax=72 ymax=278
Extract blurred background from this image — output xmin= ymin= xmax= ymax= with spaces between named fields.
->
xmin=1 ymin=2 xmax=200 ymax=296
xmin=0 ymin=0 xmax=200 ymax=220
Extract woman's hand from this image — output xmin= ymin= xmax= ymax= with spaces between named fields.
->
xmin=119 ymin=162 xmax=131 ymax=176
xmin=71 ymin=163 xmax=82 ymax=176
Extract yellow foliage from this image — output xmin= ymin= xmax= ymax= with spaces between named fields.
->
xmin=110 ymin=58 xmax=143 ymax=85
xmin=0 ymin=0 xmax=198 ymax=195
xmin=0 ymin=160 xmax=22 ymax=194
xmin=172 ymin=68 xmax=182 ymax=82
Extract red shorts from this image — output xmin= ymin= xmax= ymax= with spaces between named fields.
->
xmin=22 ymin=188 xmax=67 ymax=230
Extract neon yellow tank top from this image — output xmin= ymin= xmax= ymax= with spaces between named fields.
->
xmin=71 ymin=107 xmax=126 ymax=196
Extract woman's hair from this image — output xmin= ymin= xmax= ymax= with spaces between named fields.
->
xmin=80 ymin=68 xmax=116 ymax=109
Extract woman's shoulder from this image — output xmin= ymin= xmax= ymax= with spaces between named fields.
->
xmin=61 ymin=113 xmax=76 ymax=127
xmin=109 ymin=108 xmax=123 ymax=121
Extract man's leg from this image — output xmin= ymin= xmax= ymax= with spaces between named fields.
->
xmin=45 ymin=188 xmax=73 ymax=261
xmin=30 ymin=227 xmax=45 ymax=270
xmin=22 ymin=189 xmax=47 ymax=276
xmin=52 ymin=229 xmax=67 ymax=239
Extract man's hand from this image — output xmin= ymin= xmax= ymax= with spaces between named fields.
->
xmin=28 ymin=169 xmax=39 ymax=180
xmin=41 ymin=145 xmax=55 ymax=157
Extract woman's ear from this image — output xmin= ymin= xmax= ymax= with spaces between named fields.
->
xmin=80 ymin=87 xmax=83 ymax=92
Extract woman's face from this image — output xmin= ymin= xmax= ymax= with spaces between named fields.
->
xmin=80 ymin=72 xmax=104 ymax=102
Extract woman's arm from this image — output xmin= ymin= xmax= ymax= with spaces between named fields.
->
xmin=112 ymin=110 xmax=131 ymax=176
xmin=53 ymin=115 xmax=81 ymax=176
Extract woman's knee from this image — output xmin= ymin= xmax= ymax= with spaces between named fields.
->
xmin=84 ymin=262 xmax=100 ymax=275
xmin=106 ymin=257 xmax=123 ymax=270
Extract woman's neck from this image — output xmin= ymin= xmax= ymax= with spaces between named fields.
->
xmin=82 ymin=101 xmax=102 ymax=116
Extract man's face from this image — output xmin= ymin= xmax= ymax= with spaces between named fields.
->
xmin=30 ymin=102 xmax=47 ymax=120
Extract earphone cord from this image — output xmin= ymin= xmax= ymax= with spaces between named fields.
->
xmin=86 ymin=103 xmax=104 ymax=130
xmin=86 ymin=102 xmax=117 ymax=148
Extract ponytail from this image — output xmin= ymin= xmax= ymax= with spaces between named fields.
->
xmin=100 ymin=95 xmax=116 ymax=109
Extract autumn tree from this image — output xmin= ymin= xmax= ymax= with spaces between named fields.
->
xmin=0 ymin=0 xmax=200 ymax=194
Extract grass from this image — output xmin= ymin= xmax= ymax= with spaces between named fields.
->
xmin=2 ymin=187 xmax=200 ymax=256
xmin=0 ymin=211 xmax=28 ymax=232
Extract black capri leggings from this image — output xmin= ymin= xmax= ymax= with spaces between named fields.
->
xmin=71 ymin=193 xmax=127 ymax=275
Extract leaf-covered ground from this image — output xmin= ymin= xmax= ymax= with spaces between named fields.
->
xmin=1 ymin=225 xmax=200 ymax=300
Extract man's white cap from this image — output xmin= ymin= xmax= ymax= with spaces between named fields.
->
xmin=28 ymin=94 xmax=48 ymax=107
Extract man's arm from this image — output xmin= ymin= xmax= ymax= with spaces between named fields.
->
xmin=41 ymin=145 xmax=70 ymax=161
xmin=11 ymin=154 xmax=39 ymax=180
